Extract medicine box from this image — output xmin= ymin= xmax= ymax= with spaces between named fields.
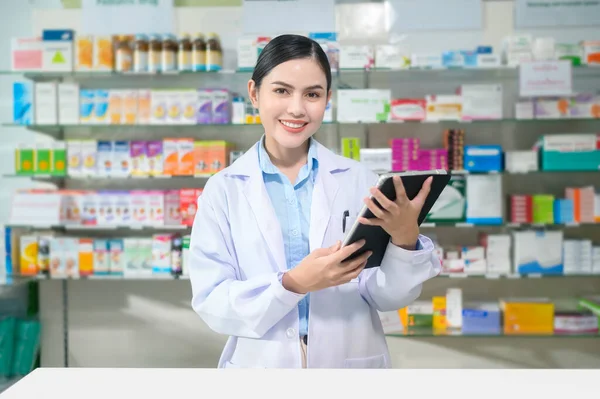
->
xmin=500 ymin=299 xmax=554 ymax=335
xmin=462 ymin=302 xmax=501 ymax=335
xmin=513 ymin=230 xmax=563 ymax=275
xmin=464 ymin=145 xmax=503 ymax=172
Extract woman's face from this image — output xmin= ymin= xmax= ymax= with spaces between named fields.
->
xmin=249 ymin=57 xmax=331 ymax=150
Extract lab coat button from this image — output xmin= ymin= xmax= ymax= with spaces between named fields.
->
xmin=286 ymin=328 xmax=296 ymax=339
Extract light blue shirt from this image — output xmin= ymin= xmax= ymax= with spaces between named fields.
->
xmin=258 ymin=136 xmax=318 ymax=337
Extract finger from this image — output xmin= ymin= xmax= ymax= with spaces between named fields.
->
xmin=313 ymin=241 xmax=341 ymax=257
xmin=393 ymin=175 xmax=409 ymax=204
xmin=331 ymin=239 xmax=367 ymax=262
xmin=340 ymin=250 xmax=372 ymax=272
xmin=413 ymin=176 xmax=433 ymax=208
xmin=364 ymin=197 xmax=387 ymax=220
xmin=358 ymin=217 xmax=384 ymax=227
xmin=369 ymin=187 xmax=398 ymax=212
xmin=339 ymin=260 xmax=367 ymax=284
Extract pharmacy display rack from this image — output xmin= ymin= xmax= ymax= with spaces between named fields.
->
xmin=2 ymin=66 xmax=600 ymax=368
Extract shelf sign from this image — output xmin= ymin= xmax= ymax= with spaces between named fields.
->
xmin=515 ymin=0 xmax=600 ymax=28
xmin=388 ymin=0 xmax=483 ymax=32
xmin=519 ymin=60 xmax=572 ymax=97
xmin=81 ymin=0 xmax=175 ymax=35
xmin=242 ymin=0 xmax=335 ymax=34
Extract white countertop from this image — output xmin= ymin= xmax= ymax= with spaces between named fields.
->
xmin=1 ymin=367 xmax=597 ymax=399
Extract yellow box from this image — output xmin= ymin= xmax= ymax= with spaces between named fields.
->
xmin=19 ymin=235 xmax=38 ymax=275
xmin=500 ymin=299 xmax=554 ymax=335
xmin=94 ymin=36 xmax=114 ymax=71
xmin=432 ymin=296 xmax=447 ymax=331
xmin=76 ymin=36 xmax=93 ymax=71
xmin=78 ymin=238 xmax=94 ymax=276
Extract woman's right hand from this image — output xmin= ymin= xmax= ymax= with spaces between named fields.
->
xmin=282 ymin=240 xmax=371 ymax=294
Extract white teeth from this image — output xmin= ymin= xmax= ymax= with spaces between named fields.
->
xmin=280 ymin=121 xmax=305 ymax=128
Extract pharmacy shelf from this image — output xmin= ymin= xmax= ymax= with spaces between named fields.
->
xmin=386 ymin=329 xmax=600 ymax=338
xmin=15 ymin=273 xmax=190 ymax=281
xmin=438 ymin=273 xmax=600 ymax=279
xmin=4 ymin=170 xmax=599 ymax=182
xmin=2 ymin=64 xmax=599 ymax=80
xmin=6 ymin=224 xmax=191 ymax=233
xmin=4 ymin=118 xmax=600 ymax=138
xmin=6 ymin=222 xmax=599 ymax=232
xmin=420 ymin=222 xmax=599 ymax=228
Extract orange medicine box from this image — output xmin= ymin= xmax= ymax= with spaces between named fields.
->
xmin=206 ymin=140 xmax=234 ymax=175
xmin=177 ymin=138 xmax=195 ymax=176
xmin=162 ymin=138 xmax=179 ymax=176
xmin=500 ymin=298 xmax=554 ymax=335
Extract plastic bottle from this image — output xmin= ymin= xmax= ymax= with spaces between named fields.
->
xmin=171 ymin=235 xmax=183 ymax=275
xmin=115 ymin=35 xmax=133 ymax=73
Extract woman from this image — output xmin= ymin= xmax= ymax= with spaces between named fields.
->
xmin=189 ymin=34 xmax=441 ymax=369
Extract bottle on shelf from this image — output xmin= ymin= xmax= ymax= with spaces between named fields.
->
xmin=192 ymin=33 xmax=206 ymax=72
xmin=178 ymin=33 xmax=193 ymax=72
xmin=171 ymin=234 xmax=183 ymax=276
xmin=115 ymin=35 xmax=134 ymax=73
xmin=205 ymin=32 xmax=222 ymax=72
xmin=133 ymin=34 xmax=149 ymax=73
xmin=162 ymin=34 xmax=178 ymax=73
xmin=148 ymin=34 xmax=163 ymax=73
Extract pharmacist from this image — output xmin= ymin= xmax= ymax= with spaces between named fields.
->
xmin=188 ymin=34 xmax=441 ymax=368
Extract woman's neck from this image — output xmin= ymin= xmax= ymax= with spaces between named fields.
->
xmin=264 ymin=135 xmax=310 ymax=170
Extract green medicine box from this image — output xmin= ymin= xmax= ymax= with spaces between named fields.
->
xmin=35 ymin=143 xmax=51 ymax=175
xmin=51 ymin=142 xmax=66 ymax=176
xmin=342 ymin=138 xmax=361 ymax=161
xmin=532 ymin=195 xmax=555 ymax=224
xmin=15 ymin=144 xmax=34 ymax=176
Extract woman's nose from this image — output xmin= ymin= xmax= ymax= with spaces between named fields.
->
xmin=287 ymin=95 xmax=306 ymax=117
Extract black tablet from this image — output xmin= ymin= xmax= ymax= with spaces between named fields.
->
xmin=341 ymin=170 xmax=451 ymax=269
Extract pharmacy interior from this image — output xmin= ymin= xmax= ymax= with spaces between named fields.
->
xmin=1 ymin=0 xmax=600 ymax=385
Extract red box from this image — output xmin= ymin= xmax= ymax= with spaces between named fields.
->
xmin=510 ymin=195 xmax=533 ymax=223
xmin=180 ymin=188 xmax=202 ymax=226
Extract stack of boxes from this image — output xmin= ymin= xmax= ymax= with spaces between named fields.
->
xmin=443 ymin=129 xmax=465 ymax=170
xmin=390 ymin=138 xmax=449 ymax=172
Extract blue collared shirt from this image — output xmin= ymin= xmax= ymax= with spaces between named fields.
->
xmin=258 ymin=137 xmax=318 ymax=337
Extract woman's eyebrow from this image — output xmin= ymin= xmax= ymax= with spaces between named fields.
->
xmin=271 ymin=81 xmax=325 ymax=91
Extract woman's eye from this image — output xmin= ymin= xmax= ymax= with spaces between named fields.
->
xmin=274 ymin=88 xmax=287 ymax=94
xmin=306 ymin=92 xmax=320 ymax=98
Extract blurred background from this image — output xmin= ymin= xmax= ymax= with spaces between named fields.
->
xmin=1 ymin=0 xmax=600 ymax=387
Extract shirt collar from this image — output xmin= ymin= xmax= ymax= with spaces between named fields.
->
xmin=258 ymin=135 xmax=319 ymax=176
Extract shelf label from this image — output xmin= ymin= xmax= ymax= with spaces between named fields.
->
xmin=81 ymin=0 xmax=175 ymax=35
xmin=519 ymin=60 xmax=572 ymax=97
xmin=243 ymin=0 xmax=335 ymax=34
xmin=515 ymin=0 xmax=600 ymax=28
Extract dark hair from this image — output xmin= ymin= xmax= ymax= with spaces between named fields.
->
xmin=251 ymin=34 xmax=332 ymax=92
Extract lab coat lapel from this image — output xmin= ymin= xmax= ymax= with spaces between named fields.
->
xmin=231 ymin=145 xmax=287 ymax=272
xmin=309 ymin=144 xmax=340 ymax=251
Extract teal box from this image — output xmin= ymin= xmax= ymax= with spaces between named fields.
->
xmin=13 ymin=82 xmax=33 ymax=125
xmin=541 ymin=150 xmax=600 ymax=171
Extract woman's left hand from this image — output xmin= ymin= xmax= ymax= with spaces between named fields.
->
xmin=358 ymin=176 xmax=433 ymax=250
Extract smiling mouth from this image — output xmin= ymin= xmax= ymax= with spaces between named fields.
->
xmin=279 ymin=120 xmax=308 ymax=129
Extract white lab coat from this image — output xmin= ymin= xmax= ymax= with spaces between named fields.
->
xmin=189 ymin=139 xmax=441 ymax=368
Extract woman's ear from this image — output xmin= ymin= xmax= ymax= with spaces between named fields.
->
xmin=326 ymin=89 xmax=332 ymax=105
xmin=248 ymin=79 xmax=259 ymax=108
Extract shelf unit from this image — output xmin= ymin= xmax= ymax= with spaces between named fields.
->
xmin=3 ymin=64 xmax=600 ymax=367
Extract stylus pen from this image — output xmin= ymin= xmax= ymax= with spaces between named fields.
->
xmin=342 ymin=210 xmax=349 ymax=233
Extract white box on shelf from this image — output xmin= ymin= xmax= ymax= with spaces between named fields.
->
xmin=34 ymin=82 xmax=58 ymax=125
xmin=339 ymin=45 xmax=374 ymax=69
xmin=515 ymin=101 xmax=534 ymax=119
xmin=461 ymin=84 xmax=503 ymax=120
xmin=375 ymin=45 xmax=410 ymax=70
xmin=359 ymin=148 xmax=391 ymax=173
xmin=446 ymin=288 xmax=463 ymax=328
xmin=466 ymin=174 xmax=502 ymax=225
xmin=505 ymin=151 xmax=538 ymax=173
xmin=336 ymin=90 xmax=390 ymax=123
xmin=58 ymin=83 xmax=79 ymax=125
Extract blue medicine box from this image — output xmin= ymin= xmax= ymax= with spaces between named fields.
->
xmin=462 ymin=304 xmax=501 ymax=335
xmin=464 ymin=145 xmax=503 ymax=172
xmin=553 ymin=199 xmax=574 ymax=224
